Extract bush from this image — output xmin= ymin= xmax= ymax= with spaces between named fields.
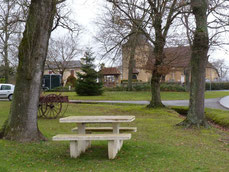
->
xmin=0 ymin=77 xmax=5 ymax=83
xmin=206 ymin=82 xmax=229 ymax=90
xmin=133 ymin=83 xmax=151 ymax=91
xmin=66 ymin=75 xmax=76 ymax=87
xmin=160 ymin=83 xmax=185 ymax=92
xmin=104 ymin=82 xmax=186 ymax=92
xmin=47 ymin=86 xmax=72 ymax=92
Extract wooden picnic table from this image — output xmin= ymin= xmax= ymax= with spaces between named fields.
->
xmin=53 ymin=115 xmax=136 ymax=159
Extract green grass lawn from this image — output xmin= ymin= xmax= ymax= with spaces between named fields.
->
xmin=47 ymin=91 xmax=229 ymax=101
xmin=0 ymin=102 xmax=228 ymax=171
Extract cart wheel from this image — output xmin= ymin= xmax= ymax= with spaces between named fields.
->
xmin=38 ymin=102 xmax=47 ymax=118
xmin=43 ymin=94 xmax=62 ymax=119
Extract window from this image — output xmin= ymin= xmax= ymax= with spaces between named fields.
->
xmin=104 ymin=75 xmax=115 ymax=82
xmin=132 ymin=74 xmax=137 ymax=80
xmin=1 ymin=85 xmax=11 ymax=90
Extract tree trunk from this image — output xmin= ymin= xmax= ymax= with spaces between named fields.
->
xmin=184 ymin=67 xmax=190 ymax=92
xmin=0 ymin=0 xmax=57 ymax=142
xmin=147 ymin=48 xmax=165 ymax=108
xmin=147 ymin=17 xmax=165 ymax=108
xmin=148 ymin=67 xmax=164 ymax=108
xmin=178 ymin=0 xmax=209 ymax=127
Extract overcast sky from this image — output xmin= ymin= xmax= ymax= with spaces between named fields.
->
xmin=52 ymin=0 xmax=229 ymax=66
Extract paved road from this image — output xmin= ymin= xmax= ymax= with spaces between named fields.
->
xmin=1 ymin=97 xmax=228 ymax=111
xmin=70 ymin=98 xmax=229 ymax=111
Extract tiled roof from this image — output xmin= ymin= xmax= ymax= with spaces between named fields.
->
xmin=146 ymin=46 xmax=214 ymax=69
xmin=101 ymin=67 xmax=121 ymax=75
xmin=164 ymin=46 xmax=214 ymax=68
xmin=45 ymin=60 xmax=81 ymax=70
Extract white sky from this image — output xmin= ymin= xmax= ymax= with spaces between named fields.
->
xmin=52 ymin=0 xmax=229 ymax=66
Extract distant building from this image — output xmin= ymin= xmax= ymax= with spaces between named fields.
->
xmin=100 ymin=67 xmax=121 ymax=87
xmin=44 ymin=60 xmax=81 ymax=85
xmin=122 ymin=34 xmax=219 ymax=83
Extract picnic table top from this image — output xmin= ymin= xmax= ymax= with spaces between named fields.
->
xmin=59 ymin=116 xmax=135 ymax=123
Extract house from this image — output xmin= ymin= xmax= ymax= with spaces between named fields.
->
xmin=122 ymin=32 xmax=153 ymax=83
xmin=162 ymin=46 xmax=219 ymax=82
xmin=122 ymin=34 xmax=219 ymax=83
xmin=100 ymin=67 xmax=121 ymax=87
xmin=44 ymin=60 xmax=81 ymax=85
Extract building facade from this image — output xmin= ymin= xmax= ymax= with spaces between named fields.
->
xmin=122 ymin=38 xmax=219 ymax=83
xmin=44 ymin=60 xmax=81 ymax=85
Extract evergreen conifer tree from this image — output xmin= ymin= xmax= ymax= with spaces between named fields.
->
xmin=75 ymin=49 xmax=103 ymax=96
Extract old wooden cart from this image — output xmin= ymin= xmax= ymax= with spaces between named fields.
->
xmin=38 ymin=94 xmax=69 ymax=119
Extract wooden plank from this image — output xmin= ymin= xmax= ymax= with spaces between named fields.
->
xmin=59 ymin=116 xmax=135 ymax=123
xmin=72 ymin=127 xmax=137 ymax=132
xmin=52 ymin=133 xmax=131 ymax=141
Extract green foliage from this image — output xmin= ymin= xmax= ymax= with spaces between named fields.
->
xmin=206 ymin=82 xmax=229 ymax=90
xmin=106 ymin=82 xmax=185 ymax=92
xmin=66 ymin=75 xmax=76 ymax=87
xmin=106 ymin=82 xmax=229 ymax=92
xmin=75 ymin=49 xmax=103 ymax=96
xmin=47 ymin=86 xmax=72 ymax=92
xmin=0 ymin=77 xmax=5 ymax=83
xmin=160 ymin=83 xmax=185 ymax=92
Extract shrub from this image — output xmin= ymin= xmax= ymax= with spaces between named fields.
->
xmin=205 ymin=82 xmax=229 ymax=90
xmin=66 ymin=75 xmax=77 ymax=87
xmin=105 ymin=82 xmax=186 ymax=92
xmin=0 ymin=77 xmax=5 ymax=83
xmin=160 ymin=83 xmax=185 ymax=92
xmin=47 ymin=86 xmax=72 ymax=92
xmin=133 ymin=83 xmax=151 ymax=91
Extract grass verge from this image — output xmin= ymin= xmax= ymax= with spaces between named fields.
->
xmin=45 ymin=91 xmax=229 ymax=101
xmin=0 ymin=102 xmax=228 ymax=171
xmin=172 ymin=106 xmax=229 ymax=128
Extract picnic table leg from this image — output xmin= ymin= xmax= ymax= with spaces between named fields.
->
xmin=112 ymin=123 xmax=120 ymax=153
xmin=70 ymin=141 xmax=80 ymax=158
xmin=78 ymin=123 xmax=87 ymax=153
xmin=108 ymin=140 xmax=118 ymax=159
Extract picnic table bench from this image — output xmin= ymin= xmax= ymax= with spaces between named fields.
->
xmin=52 ymin=116 xmax=136 ymax=159
xmin=72 ymin=126 xmax=137 ymax=133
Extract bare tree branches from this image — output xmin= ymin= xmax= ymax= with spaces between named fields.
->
xmin=47 ymin=34 xmax=81 ymax=84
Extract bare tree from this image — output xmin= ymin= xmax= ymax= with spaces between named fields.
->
xmin=0 ymin=0 xmax=79 ymax=84
xmin=47 ymin=34 xmax=80 ymax=85
xmin=97 ymin=1 xmax=149 ymax=91
xmin=0 ymin=0 xmax=65 ymax=142
xmin=0 ymin=0 xmax=24 ymax=83
xmin=107 ymin=0 xmax=187 ymax=107
xmin=211 ymin=59 xmax=229 ymax=80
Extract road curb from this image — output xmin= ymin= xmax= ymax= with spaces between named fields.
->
xmin=219 ymin=96 xmax=229 ymax=110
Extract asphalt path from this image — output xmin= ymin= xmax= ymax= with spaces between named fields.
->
xmin=70 ymin=98 xmax=229 ymax=111
xmin=1 ymin=97 xmax=228 ymax=111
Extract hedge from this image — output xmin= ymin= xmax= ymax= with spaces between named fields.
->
xmin=206 ymin=82 xmax=229 ymax=90
xmin=106 ymin=82 xmax=185 ymax=92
